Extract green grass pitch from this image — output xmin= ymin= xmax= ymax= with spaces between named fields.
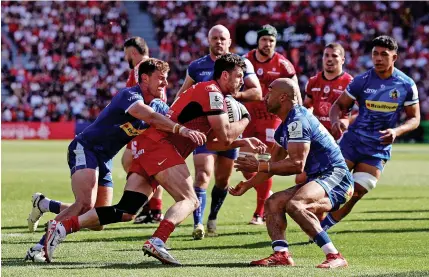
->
xmin=2 ymin=141 xmax=429 ymax=277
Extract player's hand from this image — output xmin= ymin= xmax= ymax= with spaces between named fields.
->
xmin=228 ymin=181 xmax=251 ymax=196
xmin=234 ymin=155 xmax=259 ymax=173
xmin=331 ymin=121 xmax=347 ymax=139
xmin=180 ymin=128 xmax=207 ymax=146
xmin=239 ymin=137 xmax=267 ymax=154
xmin=379 ymin=128 xmax=397 ymax=145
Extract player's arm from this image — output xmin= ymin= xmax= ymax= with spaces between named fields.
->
xmin=330 ymin=92 xmax=355 ymax=138
xmin=175 ymin=71 xmax=195 ymax=100
xmin=233 ymin=60 xmax=263 ymax=101
xmin=380 ymin=103 xmax=420 ymax=145
xmin=303 ymin=81 xmax=314 ymax=112
xmin=205 ymin=112 xmax=250 ymax=147
xmin=128 ymin=102 xmax=206 ymax=145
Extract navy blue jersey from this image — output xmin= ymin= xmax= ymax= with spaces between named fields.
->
xmin=345 ymin=68 xmax=419 ymax=158
xmin=76 ymin=85 xmax=169 ymax=158
xmin=274 ymin=105 xmax=347 ymax=177
xmin=187 ymin=54 xmax=255 ymax=83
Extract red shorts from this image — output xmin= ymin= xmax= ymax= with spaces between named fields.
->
xmin=128 ymin=136 xmax=186 ymax=191
xmin=242 ymin=117 xmax=282 ymax=148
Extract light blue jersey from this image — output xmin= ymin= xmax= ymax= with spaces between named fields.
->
xmin=344 ymin=68 xmax=419 ymax=160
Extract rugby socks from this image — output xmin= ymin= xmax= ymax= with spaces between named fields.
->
xmin=320 ymin=213 xmax=338 ymax=231
xmin=193 ymin=187 xmax=206 ymax=226
xmin=254 ymin=178 xmax=273 ymax=217
xmin=153 ymin=219 xmax=175 ymax=243
xmin=149 ymin=198 xmax=162 ymax=216
xmin=313 ymin=230 xmax=338 ymax=255
xmin=272 ymin=240 xmax=289 ymax=252
xmin=208 ymin=185 xmax=228 ymax=221
xmin=38 ymin=196 xmax=61 ymax=214
xmin=61 ymin=216 xmax=80 ymax=234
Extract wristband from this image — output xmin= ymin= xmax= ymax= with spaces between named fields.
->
xmin=173 ymin=123 xmax=182 ymax=134
xmin=258 ymin=161 xmax=270 ymax=173
xmin=178 ymin=126 xmax=186 ymax=135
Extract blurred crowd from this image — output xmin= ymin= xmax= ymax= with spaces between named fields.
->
xmin=1 ymin=1 xmax=129 ymax=122
xmin=145 ymin=1 xmax=429 ymax=118
xmin=2 ymin=1 xmax=429 ymax=123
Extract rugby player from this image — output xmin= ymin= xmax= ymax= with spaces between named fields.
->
xmin=296 ymin=42 xmax=353 ymax=184
xmin=42 ymin=54 xmax=267 ymax=265
xmin=242 ymin=25 xmax=299 ymax=224
xmin=25 ymin=59 xmax=205 ymax=262
xmin=230 ymin=78 xmax=352 ymax=268
xmin=322 ymin=35 xmax=420 ymax=231
xmin=176 ymin=24 xmax=262 ymax=239
xmin=123 ymin=36 xmax=165 ymax=224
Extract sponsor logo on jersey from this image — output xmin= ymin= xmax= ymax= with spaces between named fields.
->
xmin=311 ymin=88 xmax=321 ymax=92
xmin=364 ymin=88 xmax=377 ymax=94
xmin=365 ymin=100 xmax=398 ymax=112
xmin=267 ymin=71 xmax=281 ymax=76
xmin=209 ymin=91 xmax=224 ymax=109
xmin=389 ymin=89 xmax=400 ymax=100
xmin=287 ymin=121 xmax=303 ymax=139
xmin=120 ymin=122 xmax=147 ymax=136
xmin=333 ymin=89 xmax=344 ymax=93
xmin=257 ymin=68 xmax=263 ymax=75
xmin=200 ymin=71 xmax=212 ymax=76
xmin=205 ymin=84 xmax=219 ymax=92
xmin=324 ymin=86 xmax=330 ymax=93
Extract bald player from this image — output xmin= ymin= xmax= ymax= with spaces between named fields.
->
xmin=230 ymin=78 xmax=353 ymax=268
xmin=176 ymin=24 xmax=263 ymax=239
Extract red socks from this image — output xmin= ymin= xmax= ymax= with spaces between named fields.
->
xmin=254 ymin=178 xmax=273 ymax=217
xmin=149 ymin=198 xmax=162 ymax=211
xmin=61 ymin=216 xmax=80 ymax=234
xmin=152 ymin=219 xmax=175 ymax=243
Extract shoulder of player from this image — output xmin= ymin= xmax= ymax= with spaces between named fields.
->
xmin=392 ymin=68 xmax=415 ymax=86
xmin=189 ymin=55 xmax=210 ymax=68
xmin=196 ymin=81 xmax=222 ymax=93
xmin=243 ymin=49 xmax=256 ymax=59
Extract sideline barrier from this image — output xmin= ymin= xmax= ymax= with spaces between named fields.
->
xmin=1 ymin=122 xmax=75 ymax=140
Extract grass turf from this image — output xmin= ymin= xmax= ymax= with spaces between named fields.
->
xmin=1 ymin=141 xmax=429 ymax=277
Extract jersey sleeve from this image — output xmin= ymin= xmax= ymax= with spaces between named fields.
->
xmin=199 ymin=83 xmax=227 ymax=115
xmin=243 ymin=58 xmax=255 ymax=79
xmin=274 ymin=122 xmax=284 ymax=145
xmin=304 ymin=79 xmax=312 ymax=99
xmin=286 ymin=117 xmax=311 ymax=143
xmin=344 ymin=77 xmax=361 ymax=100
xmin=149 ymin=98 xmax=169 ymax=116
xmin=118 ymin=89 xmax=145 ymax=113
xmin=187 ymin=62 xmax=197 ymax=82
xmin=279 ymin=58 xmax=296 ymax=78
xmin=404 ymin=80 xmax=419 ymax=106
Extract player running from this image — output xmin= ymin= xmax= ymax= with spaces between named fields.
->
xmin=25 ymin=59 xmax=206 ymax=262
xmin=122 ymin=36 xmax=166 ymax=224
xmin=321 ymin=35 xmax=420 ymax=231
xmin=42 ymin=54 xmax=266 ymax=265
xmin=296 ymin=42 xmax=353 ymax=184
xmin=242 ymin=25 xmax=299 ymax=225
xmin=176 ymin=24 xmax=262 ymax=239
xmin=230 ymin=78 xmax=353 ymax=269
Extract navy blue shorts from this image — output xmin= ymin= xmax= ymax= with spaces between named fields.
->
xmin=308 ymin=167 xmax=354 ymax=211
xmin=339 ymin=131 xmax=387 ymax=172
xmin=193 ymin=144 xmax=238 ymax=160
xmin=67 ymin=139 xmax=113 ymax=187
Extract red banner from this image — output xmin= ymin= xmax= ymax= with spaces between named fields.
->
xmin=1 ymin=122 xmax=75 ymax=140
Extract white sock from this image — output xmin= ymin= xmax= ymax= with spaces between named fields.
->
xmin=321 ymin=242 xmax=339 ymax=255
xmin=33 ymin=243 xmax=43 ymax=251
xmin=273 ymin=246 xmax=288 ymax=252
xmin=38 ymin=198 xmax=51 ymax=213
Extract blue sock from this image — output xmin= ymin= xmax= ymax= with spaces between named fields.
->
xmin=271 ymin=240 xmax=289 ymax=252
xmin=320 ymin=213 xmax=338 ymax=231
xmin=34 ymin=235 xmax=46 ymax=250
xmin=193 ymin=187 xmax=206 ymax=226
xmin=313 ymin=230 xmax=331 ymax=248
xmin=49 ymin=200 xmax=62 ymax=214
xmin=208 ymin=185 xmax=228 ymax=220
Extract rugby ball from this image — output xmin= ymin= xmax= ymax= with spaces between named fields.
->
xmin=224 ymin=95 xmax=242 ymax=123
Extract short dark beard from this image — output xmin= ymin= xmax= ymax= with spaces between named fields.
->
xmin=257 ymin=47 xmax=269 ymax=57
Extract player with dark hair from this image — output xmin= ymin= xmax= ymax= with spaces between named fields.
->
xmin=242 ymin=25 xmax=299 ymax=224
xmin=322 ymin=35 xmax=420 ymax=231
xmin=42 ymin=53 xmax=267 ymax=265
xmin=25 ymin=58 xmax=206 ymax=262
xmin=176 ymin=25 xmax=262 ymax=239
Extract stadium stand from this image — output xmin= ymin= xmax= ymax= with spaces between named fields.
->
xmin=2 ymin=1 xmax=429 ymax=129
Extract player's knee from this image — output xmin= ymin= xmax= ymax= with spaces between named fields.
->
xmin=285 ymin=199 xmax=305 ymax=215
xmin=195 ymin=170 xmax=211 ymax=187
xmin=353 ymin=172 xmax=378 ymax=195
xmin=265 ymin=196 xmax=282 ymax=213
xmin=76 ymin=199 xmax=96 ymax=214
xmin=189 ymin=194 xmax=200 ymax=210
